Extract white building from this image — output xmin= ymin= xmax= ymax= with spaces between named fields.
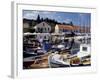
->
xmin=34 ymin=22 xmax=51 ymax=33
xmin=55 ymin=24 xmax=80 ymax=33
xmin=33 ymin=22 xmax=51 ymax=41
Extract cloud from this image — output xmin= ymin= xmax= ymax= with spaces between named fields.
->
xmin=23 ymin=10 xmax=41 ymax=19
xmin=63 ymin=18 xmax=72 ymax=23
xmin=23 ymin=13 xmax=36 ymax=19
xmin=23 ymin=10 xmax=90 ymax=27
xmin=23 ymin=10 xmax=57 ymax=20
xmin=35 ymin=11 xmax=57 ymax=21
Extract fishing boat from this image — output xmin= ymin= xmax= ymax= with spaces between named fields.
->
xmin=48 ymin=52 xmax=70 ymax=68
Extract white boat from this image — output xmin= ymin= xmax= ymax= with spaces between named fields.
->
xmin=77 ymin=44 xmax=90 ymax=58
xmin=76 ymin=43 xmax=91 ymax=66
xmin=48 ymin=52 xmax=70 ymax=68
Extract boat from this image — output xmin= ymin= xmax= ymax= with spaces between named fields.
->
xmin=76 ymin=15 xmax=91 ymax=66
xmin=48 ymin=52 xmax=70 ymax=68
xmin=77 ymin=43 xmax=91 ymax=65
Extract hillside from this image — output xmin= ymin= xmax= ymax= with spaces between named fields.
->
xmin=23 ymin=15 xmax=74 ymax=33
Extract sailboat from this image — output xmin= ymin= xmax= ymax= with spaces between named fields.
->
xmin=77 ymin=14 xmax=91 ymax=66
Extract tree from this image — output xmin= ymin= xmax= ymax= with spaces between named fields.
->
xmin=37 ymin=15 xmax=41 ymax=23
xmin=29 ymin=28 xmax=35 ymax=33
xmin=70 ymin=21 xmax=74 ymax=26
xmin=41 ymin=18 xmax=44 ymax=22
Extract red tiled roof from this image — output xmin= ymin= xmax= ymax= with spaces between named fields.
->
xmin=57 ymin=24 xmax=80 ymax=30
xmin=56 ymin=24 xmax=90 ymax=33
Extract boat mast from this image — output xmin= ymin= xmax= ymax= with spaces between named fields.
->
xmin=80 ymin=14 xmax=84 ymax=43
xmin=84 ymin=15 xmax=86 ymax=44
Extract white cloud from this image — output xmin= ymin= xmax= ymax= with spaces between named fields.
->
xmin=57 ymin=16 xmax=61 ymax=19
xmin=23 ymin=10 xmax=57 ymax=20
xmin=23 ymin=13 xmax=36 ymax=19
xmin=63 ymin=18 xmax=72 ymax=23
xmin=23 ymin=10 xmax=41 ymax=19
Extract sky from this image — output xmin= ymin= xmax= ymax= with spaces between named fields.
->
xmin=23 ymin=10 xmax=91 ymax=27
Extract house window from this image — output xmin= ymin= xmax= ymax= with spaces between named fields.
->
xmin=48 ymin=28 xmax=49 ymax=31
xmin=45 ymin=28 xmax=46 ymax=32
xmin=43 ymin=23 xmax=45 ymax=26
xmin=82 ymin=47 xmax=87 ymax=51
xmin=43 ymin=28 xmax=46 ymax=32
xmin=38 ymin=27 xmax=40 ymax=32
xmin=40 ymin=28 xmax=43 ymax=33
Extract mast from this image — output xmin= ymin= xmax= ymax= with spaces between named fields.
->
xmin=80 ymin=14 xmax=84 ymax=43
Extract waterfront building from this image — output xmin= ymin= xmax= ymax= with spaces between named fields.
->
xmin=33 ymin=21 xmax=51 ymax=33
xmin=55 ymin=24 xmax=80 ymax=33
xmin=32 ymin=22 xmax=51 ymax=41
